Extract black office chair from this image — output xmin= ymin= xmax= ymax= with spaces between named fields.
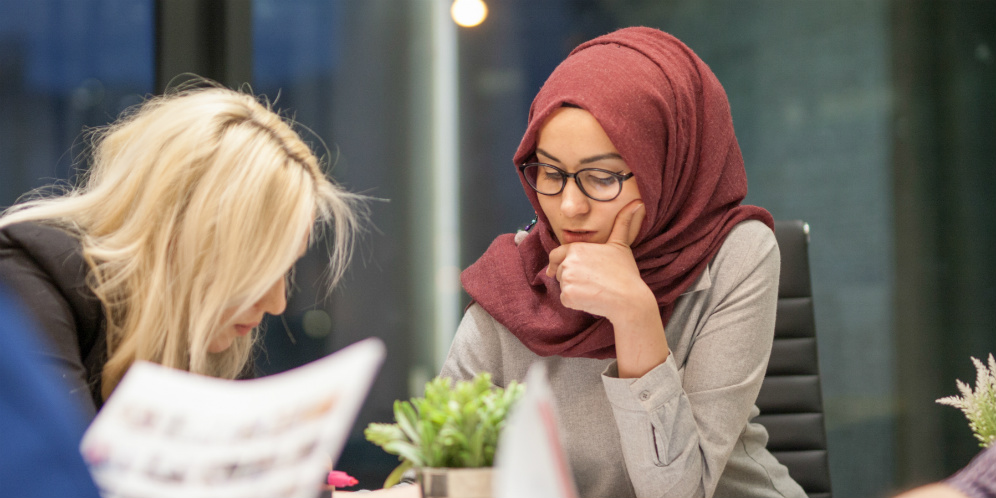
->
xmin=754 ymin=220 xmax=832 ymax=498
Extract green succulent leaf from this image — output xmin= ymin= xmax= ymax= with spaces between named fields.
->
xmin=364 ymin=371 xmax=526 ymax=468
xmin=364 ymin=423 xmax=404 ymax=448
xmin=383 ymin=440 xmax=424 ymax=467
xmin=383 ymin=459 xmax=413 ymax=489
xmin=394 ymin=401 xmax=421 ymax=445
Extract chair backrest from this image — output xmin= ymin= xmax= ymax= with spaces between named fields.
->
xmin=754 ymin=220 xmax=832 ymax=498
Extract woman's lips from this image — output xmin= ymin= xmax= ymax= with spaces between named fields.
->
xmin=234 ymin=323 xmax=257 ymax=336
xmin=561 ymin=230 xmax=596 ymax=244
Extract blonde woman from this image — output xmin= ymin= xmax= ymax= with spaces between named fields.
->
xmin=0 ymin=84 xmax=363 ymax=423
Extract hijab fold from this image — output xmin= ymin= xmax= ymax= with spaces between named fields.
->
xmin=462 ymin=27 xmax=773 ymax=359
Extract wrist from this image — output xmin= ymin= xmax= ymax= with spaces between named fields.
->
xmin=610 ymin=288 xmax=669 ymax=379
xmin=607 ymin=286 xmax=659 ymax=329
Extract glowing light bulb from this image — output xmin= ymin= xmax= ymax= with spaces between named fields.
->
xmin=451 ymin=0 xmax=487 ymax=28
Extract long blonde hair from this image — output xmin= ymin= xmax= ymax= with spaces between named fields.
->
xmin=0 ymin=84 xmax=363 ymax=399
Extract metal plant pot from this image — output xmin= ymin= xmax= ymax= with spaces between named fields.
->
xmin=418 ymin=467 xmax=495 ymax=498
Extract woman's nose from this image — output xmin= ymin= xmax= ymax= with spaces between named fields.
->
xmin=559 ymin=180 xmax=590 ymax=217
xmin=257 ymin=277 xmax=287 ymax=316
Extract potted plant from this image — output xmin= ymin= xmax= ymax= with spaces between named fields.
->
xmin=365 ymin=372 xmax=525 ymax=498
xmin=936 ymin=353 xmax=996 ymax=448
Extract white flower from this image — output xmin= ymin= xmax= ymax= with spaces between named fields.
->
xmin=937 ymin=353 xmax=996 ymax=448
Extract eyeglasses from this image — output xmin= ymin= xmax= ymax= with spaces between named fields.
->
xmin=519 ymin=163 xmax=635 ymax=202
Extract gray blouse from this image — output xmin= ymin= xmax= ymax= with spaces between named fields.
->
xmin=440 ymin=220 xmax=806 ymax=498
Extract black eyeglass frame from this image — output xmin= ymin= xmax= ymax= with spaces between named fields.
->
xmin=518 ymin=162 xmax=635 ymax=202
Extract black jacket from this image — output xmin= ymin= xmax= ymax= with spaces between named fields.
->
xmin=0 ymin=222 xmax=106 ymax=422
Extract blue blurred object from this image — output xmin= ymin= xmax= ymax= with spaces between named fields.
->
xmin=0 ymin=282 xmax=101 ymax=498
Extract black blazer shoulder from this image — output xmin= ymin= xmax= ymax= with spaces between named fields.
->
xmin=0 ymin=221 xmax=107 ymax=419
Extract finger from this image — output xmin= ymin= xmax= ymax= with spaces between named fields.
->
xmin=627 ymin=201 xmax=647 ymax=245
xmin=607 ymin=200 xmax=646 ymax=247
xmin=560 ymin=289 xmax=573 ymax=310
xmin=546 ymin=246 xmax=567 ymax=278
xmin=557 ymin=279 xmax=575 ymax=309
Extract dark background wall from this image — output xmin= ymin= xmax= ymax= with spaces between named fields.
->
xmin=892 ymin=0 xmax=996 ymax=486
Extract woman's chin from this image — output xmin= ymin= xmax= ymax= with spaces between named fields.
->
xmin=207 ymin=336 xmax=234 ymax=354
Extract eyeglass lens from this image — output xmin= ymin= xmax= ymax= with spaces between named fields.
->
xmin=522 ymin=164 xmax=623 ymax=201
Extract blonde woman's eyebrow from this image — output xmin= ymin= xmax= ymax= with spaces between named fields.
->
xmin=536 ymin=148 xmax=624 ymax=166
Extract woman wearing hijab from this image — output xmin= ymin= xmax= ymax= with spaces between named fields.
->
xmin=441 ymin=27 xmax=806 ymax=498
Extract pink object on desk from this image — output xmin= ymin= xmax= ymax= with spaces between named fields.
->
xmin=328 ymin=470 xmax=359 ymax=488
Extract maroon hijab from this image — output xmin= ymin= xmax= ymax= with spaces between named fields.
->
xmin=461 ymin=27 xmax=773 ymax=359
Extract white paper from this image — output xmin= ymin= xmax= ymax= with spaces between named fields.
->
xmin=80 ymin=338 xmax=385 ymax=498
xmin=494 ymin=361 xmax=579 ymax=498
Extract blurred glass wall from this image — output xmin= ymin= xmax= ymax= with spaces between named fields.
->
xmin=251 ymin=0 xmax=419 ymax=484
xmin=0 ymin=1 xmax=152 ymax=207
